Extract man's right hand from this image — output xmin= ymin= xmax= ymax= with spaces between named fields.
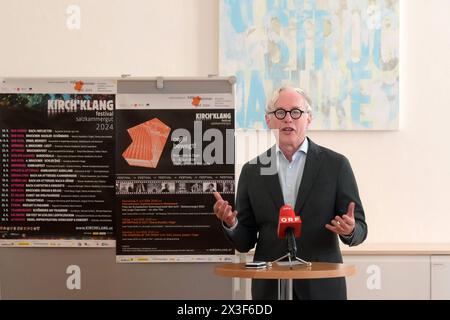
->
xmin=213 ymin=192 xmax=238 ymax=228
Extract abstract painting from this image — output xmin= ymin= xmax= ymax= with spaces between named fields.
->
xmin=220 ymin=0 xmax=399 ymax=130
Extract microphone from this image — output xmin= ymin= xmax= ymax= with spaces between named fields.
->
xmin=277 ymin=204 xmax=301 ymax=239
xmin=277 ymin=205 xmax=302 ymax=258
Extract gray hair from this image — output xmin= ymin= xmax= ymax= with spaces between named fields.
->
xmin=266 ymin=86 xmax=313 ymax=115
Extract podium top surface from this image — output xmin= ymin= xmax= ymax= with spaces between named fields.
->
xmin=215 ymin=262 xmax=356 ymax=280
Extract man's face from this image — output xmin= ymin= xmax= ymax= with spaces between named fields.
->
xmin=265 ymin=89 xmax=312 ymax=148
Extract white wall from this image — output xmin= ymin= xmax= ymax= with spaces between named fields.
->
xmin=1 ymin=0 xmax=449 ymax=243
xmin=0 ymin=0 xmax=218 ymax=77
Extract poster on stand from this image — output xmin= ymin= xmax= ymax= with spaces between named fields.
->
xmin=0 ymin=79 xmax=116 ymax=247
xmin=115 ymin=92 xmax=235 ymax=262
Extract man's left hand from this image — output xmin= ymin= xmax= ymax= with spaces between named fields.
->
xmin=325 ymin=202 xmax=355 ymax=236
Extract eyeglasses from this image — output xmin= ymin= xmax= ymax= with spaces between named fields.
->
xmin=268 ymin=108 xmax=306 ymax=120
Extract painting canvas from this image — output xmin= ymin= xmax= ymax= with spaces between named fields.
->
xmin=219 ymin=0 xmax=399 ymax=130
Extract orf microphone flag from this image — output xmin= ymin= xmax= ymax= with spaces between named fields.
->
xmin=277 ymin=204 xmax=301 ymax=239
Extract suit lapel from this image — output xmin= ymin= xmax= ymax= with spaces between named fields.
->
xmin=259 ymin=146 xmax=284 ymax=209
xmin=294 ymin=138 xmax=323 ymax=214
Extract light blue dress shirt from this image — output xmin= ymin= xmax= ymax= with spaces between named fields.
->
xmin=276 ymin=138 xmax=308 ymax=208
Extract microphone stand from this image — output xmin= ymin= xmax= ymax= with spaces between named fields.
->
xmin=272 ymin=228 xmax=311 ymax=269
xmin=272 ymin=228 xmax=312 ymax=300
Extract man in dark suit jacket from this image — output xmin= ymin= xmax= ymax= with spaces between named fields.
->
xmin=213 ymin=86 xmax=367 ymax=300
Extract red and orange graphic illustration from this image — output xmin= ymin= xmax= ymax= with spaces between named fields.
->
xmin=122 ymin=118 xmax=171 ymax=168
xmin=74 ymin=81 xmax=84 ymax=92
xmin=191 ymin=96 xmax=202 ymax=107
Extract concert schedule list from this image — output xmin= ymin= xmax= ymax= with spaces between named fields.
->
xmin=0 ymin=80 xmax=116 ymax=242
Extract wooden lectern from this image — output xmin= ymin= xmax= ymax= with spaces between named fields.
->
xmin=215 ymin=262 xmax=356 ymax=300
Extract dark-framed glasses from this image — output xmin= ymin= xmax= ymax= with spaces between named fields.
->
xmin=268 ymin=108 xmax=305 ymax=120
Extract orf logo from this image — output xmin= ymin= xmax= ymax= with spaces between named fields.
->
xmin=281 ymin=216 xmax=301 ymax=223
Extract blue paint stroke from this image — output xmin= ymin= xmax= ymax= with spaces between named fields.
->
xmin=225 ymin=0 xmax=254 ymax=33
xmin=246 ymin=70 xmax=266 ymax=128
